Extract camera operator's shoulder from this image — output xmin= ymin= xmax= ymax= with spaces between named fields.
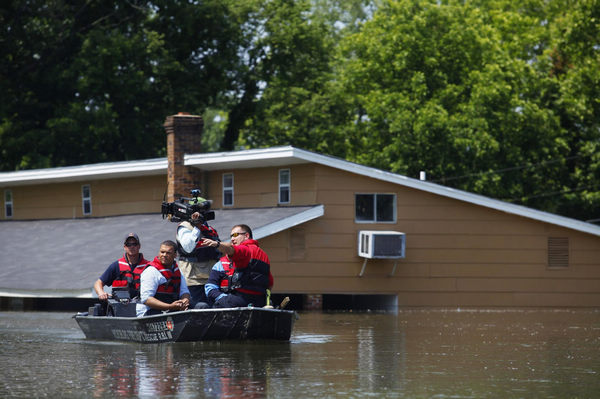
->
xmin=179 ymin=221 xmax=194 ymax=231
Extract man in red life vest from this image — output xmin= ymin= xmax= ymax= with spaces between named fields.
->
xmin=201 ymin=224 xmax=273 ymax=308
xmin=136 ymin=240 xmax=192 ymax=317
xmin=94 ymin=232 xmax=150 ymax=301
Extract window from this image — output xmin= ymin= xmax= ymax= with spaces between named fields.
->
xmin=279 ymin=169 xmax=290 ymax=204
xmin=82 ymin=184 xmax=92 ymax=215
xmin=355 ymin=193 xmax=396 ymax=223
xmin=223 ymin=173 xmax=234 ymax=206
xmin=4 ymin=190 xmax=13 ymax=219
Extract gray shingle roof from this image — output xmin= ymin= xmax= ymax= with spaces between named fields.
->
xmin=0 ymin=206 xmax=323 ymax=296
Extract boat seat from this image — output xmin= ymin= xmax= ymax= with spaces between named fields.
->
xmin=107 ymin=301 xmax=137 ymax=317
xmin=88 ymin=303 xmax=106 ymax=316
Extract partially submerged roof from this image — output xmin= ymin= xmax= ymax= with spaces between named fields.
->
xmin=0 ymin=205 xmax=323 ymax=297
xmin=1 ymin=146 xmax=599 ymax=237
xmin=0 ymin=158 xmax=166 ymax=186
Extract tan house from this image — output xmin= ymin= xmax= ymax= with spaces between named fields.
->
xmin=1 ymin=114 xmax=599 ymax=309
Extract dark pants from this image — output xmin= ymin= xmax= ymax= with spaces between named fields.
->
xmin=213 ymin=292 xmax=266 ymax=308
xmin=188 ymin=285 xmax=208 ymax=308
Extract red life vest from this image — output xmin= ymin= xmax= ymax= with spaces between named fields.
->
xmin=148 ymin=258 xmax=182 ymax=303
xmin=177 ymin=222 xmax=220 ymax=261
xmin=112 ymin=254 xmax=149 ymax=296
xmin=218 ymin=240 xmax=272 ymax=296
xmin=219 ymin=258 xmax=235 ymax=290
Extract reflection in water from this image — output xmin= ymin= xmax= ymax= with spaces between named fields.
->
xmin=91 ymin=351 xmax=137 ymax=398
xmin=135 ymin=346 xmax=181 ymax=398
xmin=290 ymin=334 xmax=333 ymax=344
xmin=357 ymin=323 xmax=406 ymax=395
xmin=85 ymin=341 xmax=287 ymax=398
xmin=0 ymin=309 xmax=599 ymax=398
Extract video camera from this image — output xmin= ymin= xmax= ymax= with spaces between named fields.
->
xmin=161 ymin=189 xmax=215 ymax=224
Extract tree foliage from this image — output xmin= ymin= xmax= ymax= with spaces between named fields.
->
xmin=0 ymin=0 xmax=261 ymax=168
xmin=242 ymin=0 xmax=600 ymax=220
xmin=1 ymin=0 xmax=598 ymax=220
xmin=1 ymin=1 xmax=170 ymax=169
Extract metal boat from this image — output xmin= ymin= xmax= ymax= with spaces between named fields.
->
xmin=74 ymin=305 xmax=296 ymax=343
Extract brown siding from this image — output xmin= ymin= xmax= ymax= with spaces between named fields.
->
xmin=262 ymin=164 xmax=600 ymax=307
xmin=2 ymin=175 xmax=165 ymax=220
xmin=205 ymin=164 xmax=318 ymax=209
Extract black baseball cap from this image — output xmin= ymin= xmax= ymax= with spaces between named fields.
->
xmin=124 ymin=232 xmax=140 ymax=244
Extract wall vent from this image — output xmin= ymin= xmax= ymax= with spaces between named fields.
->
xmin=358 ymin=231 xmax=405 ymax=259
xmin=548 ymin=237 xmax=569 ymax=268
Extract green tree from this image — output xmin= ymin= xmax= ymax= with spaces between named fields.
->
xmin=0 ymin=1 xmax=168 ymax=169
xmin=338 ymin=0 xmax=572 ymax=208
xmin=0 ymin=0 xmax=351 ymax=167
xmin=222 ymin=0 xmax=363 ymax=153
xmin=238 ymin=0 xmax=370 ymax=155
xmin=240 ymin=0 xmax=599 ymax=220
xmin=0 ymin=0 xmax=256 ymax=169
xmin=538 ymin=0 xmax=600 ymax=220
xmin=2 ymin=0 xmax=598 ymax=220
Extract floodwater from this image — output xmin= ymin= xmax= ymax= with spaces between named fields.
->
xmin=1 ymin=309 xmax=599 ymax=398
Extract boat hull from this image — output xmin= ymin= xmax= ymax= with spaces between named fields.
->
xmin=75 ymin=307 xmax=296 ymax=343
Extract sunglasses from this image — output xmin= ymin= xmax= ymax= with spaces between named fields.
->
xmin=125 ymin=242 xmax=139 ymax=247
xmin=230 ymin=232 xmax=247 ymax=238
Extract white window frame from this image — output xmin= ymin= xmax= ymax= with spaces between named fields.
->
xmin=278 ymin=168 xmax=291 ymax=204
xmin=222 ymin=173 xmax=234 ymax=207
xmin=82 ymin=184 xmax=92 ymax=215
xmin=4 ymin=189 xmax=13 ymax=219
xmin=355 ymin=193 xmax=396 ymax=223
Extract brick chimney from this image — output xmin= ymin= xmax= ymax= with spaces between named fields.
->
xmin=164 ymin=112 xmax=204 ymax=202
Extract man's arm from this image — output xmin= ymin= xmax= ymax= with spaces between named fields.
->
xmin=205 ymin=261 xmax=228 ymax=303
xmin=201 ymin=238 xmax=235 ymax=256
xmin=199 ymin=239 xmax=253 ymax=269
xmin=93 ymin=279 xmax=109 ymax=301
xmin=144 ymin=295 xmax=189 ymax=312
xmin=139 ymin=267 xmax=160 ymax=305
xmin=177 ymin=224 xmax=201 ymax=254
xmin=94 ymin=261 xmax=120 ymax=301
xmin=178 ymin=272 xmax=191 ymax=307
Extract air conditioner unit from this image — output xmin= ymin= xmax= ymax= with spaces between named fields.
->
xmin=358 ymin=230 xmax=406 ymax=259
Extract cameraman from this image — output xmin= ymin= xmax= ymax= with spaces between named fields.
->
xmin=176 ymin=210 xmax=221 ymax=308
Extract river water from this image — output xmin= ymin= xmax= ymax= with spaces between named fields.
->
xmin=1 ymin=308 xmax=599 ymax=398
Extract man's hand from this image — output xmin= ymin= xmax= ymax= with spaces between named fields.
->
xmin=170 ymin=298 xmax=189 ymax=311
xmin=146 ymin=296 xmax=188 ymax=312
xmin=98 ymin=292 xmax=109 ymax=301
xmin=179 ymin=296 xmax=190 ymax=309
xmin=201 ymin=238 xmax=234 ymax=255
xmin=201 ymin=238 xmax=219 ymax=248
xmin=191 ymin=212 xmax=202 ymax=224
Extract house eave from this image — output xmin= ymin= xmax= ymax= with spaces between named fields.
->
xmin=0 ymin=158 xmax=167 ymax=187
